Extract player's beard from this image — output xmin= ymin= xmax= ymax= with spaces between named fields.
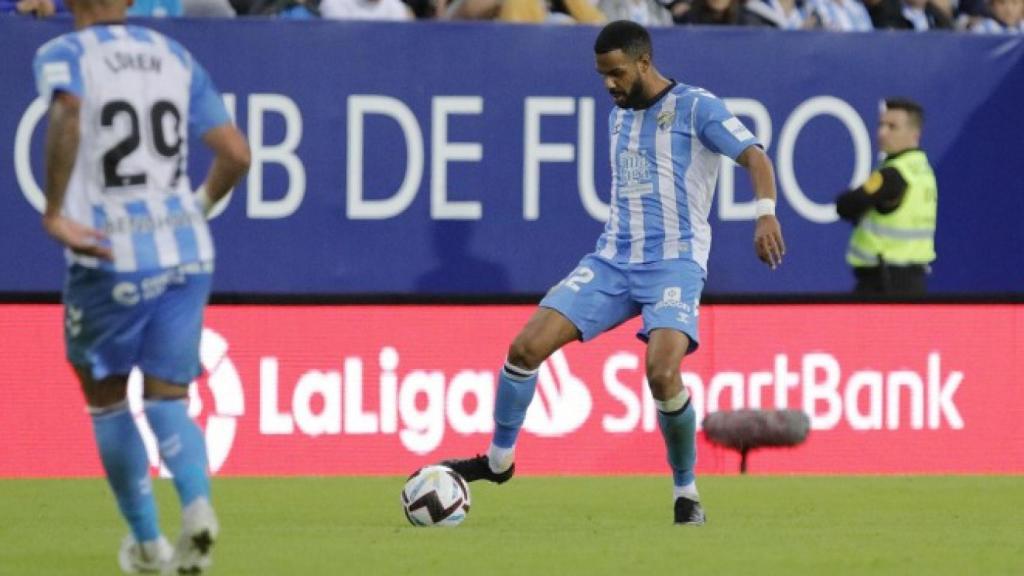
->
xmin=618 ymin=81 xmax=647 ymax=110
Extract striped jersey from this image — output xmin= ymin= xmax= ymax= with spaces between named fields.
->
xmin=596 ymin=82 xmax=759 ymax=271
xmin=807 ymin=0 xmax=873 ymax=31
xmin=745 ymin=0 xmax=809 ymax=29
xmin=971 ymin=17 xmax=1024 ymax=34
xmin=33 ymin=24 xmax=230 ymax=272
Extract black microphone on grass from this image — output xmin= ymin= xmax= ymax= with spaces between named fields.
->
xmin=703 ymin=409 xmax=811 ymax=474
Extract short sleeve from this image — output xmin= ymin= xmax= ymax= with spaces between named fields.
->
xmin=188 ymin=59 xmax=231 ymax=137
xmin=694 ymin=94 xmax=760 ymax=160
xmin=33 ymin=35 xmax=84 ymax=103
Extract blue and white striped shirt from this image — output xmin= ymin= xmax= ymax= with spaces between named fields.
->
xmin=595 ymin=83 xmax=759 ymax=271
xmin=33 ymin=24 xmax=230 ymax=273
xmin=808 ymin=0 xmax=874 ymax=30
xmin=971 ymin=17 xmax=1024 ymax=34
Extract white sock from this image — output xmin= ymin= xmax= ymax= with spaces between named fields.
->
xmin=674 ymin=482 xmax=699 ymax=501
xmin=654 ymin=389 xmax=689 ymax=413
xmin=487 ymin=443 xmax=515 ymax=474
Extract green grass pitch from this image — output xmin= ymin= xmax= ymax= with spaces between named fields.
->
xmin=2 ymin=475 xmax=1021 ymax=575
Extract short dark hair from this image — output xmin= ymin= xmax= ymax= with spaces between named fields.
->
xmin=884 ymin=98 xmax=924 ymax=129
xmin=594 ymin=20 xmax=652 ymax=60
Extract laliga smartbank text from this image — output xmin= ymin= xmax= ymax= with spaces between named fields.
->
xmin=256 ymin=347 xmax=964 ymax=455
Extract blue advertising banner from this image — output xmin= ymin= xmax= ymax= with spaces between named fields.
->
xmin=2 ymin=21 xmax=1022 ymax=294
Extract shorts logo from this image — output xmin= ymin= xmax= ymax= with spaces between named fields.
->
xmin=654 ymin=287 xmax=684 ymax=311
xmin=111 ymin=270 xmax=187 ymax=307
xmin=65 ymin=304 xmax=83 ymax=337
xmin=112 ymin=282 xmax=141 ymax=306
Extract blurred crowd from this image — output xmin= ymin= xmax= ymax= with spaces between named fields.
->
xmin=2 ymin=0 xmax=1021 ymax=34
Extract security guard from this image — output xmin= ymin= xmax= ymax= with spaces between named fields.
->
xmin=837 ymin=98 xmax=937 ymax=295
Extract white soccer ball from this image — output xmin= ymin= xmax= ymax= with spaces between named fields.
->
xmin=401 ymin=465 xmax=471 ymax=527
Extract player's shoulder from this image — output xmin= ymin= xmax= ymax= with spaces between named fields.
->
xmin=674 ymin=83 xmax=721 ymax=105
xmin=677 ymin=84 xmax=733 ymax=123
xmin=129 ymin=25 xmax=194 ymax=68
xmin=34 ymin=31 xmax=85 ymax=63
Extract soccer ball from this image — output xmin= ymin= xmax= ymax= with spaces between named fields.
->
xmin=401 ymin=465 xmax=471 ymax=527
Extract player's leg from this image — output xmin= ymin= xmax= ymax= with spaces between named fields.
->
xmin=645 ymin=330 xmax=704 ymax=525
xmin=636 ymin=259 xmax=706 ymax=525
xmin=142 ymin=376 xmax=208 ymax=513
xmin=64 ymin=265 xmax=171 ymax=571
xmin=137 ymin=266 xmax=217 ymax=573
xmin=143 ymin=375 xmax=218 ymax=574
xmin=442 ymin=307 xmax=580 ymax=483
xmin=76 ymin=367 xmax=170 ymax=568
xmin=490 ymin=307 xmax=581 ymax=468
xmin=445 ymin=254 xmax=633 ymax=483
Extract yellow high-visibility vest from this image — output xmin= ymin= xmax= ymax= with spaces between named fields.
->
xmin=847 ymin=150 xmax=937 ymax=267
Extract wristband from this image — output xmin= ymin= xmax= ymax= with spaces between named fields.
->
xmin=194 ymin=186 xmax=213 ymax=216
xmin=755 ymin=198 xmax=776 ymax=219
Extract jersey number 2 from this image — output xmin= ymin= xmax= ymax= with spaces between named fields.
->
xmin=562 ymin=267 xmax=595 ymax=292
xmin=101 ymin=99 xmax=183 ymax=189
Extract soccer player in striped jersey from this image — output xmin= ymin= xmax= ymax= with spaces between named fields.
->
xmin=442 ymin=20 xmax=785 ymax=526
xmin=34 ymin=0 xmax=249 ymax=571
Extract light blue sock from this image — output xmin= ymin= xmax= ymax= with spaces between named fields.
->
xmin=91 ymin=402 xmax=160 ymax=542
xmin=657 ymin=400 xmax=697 ymax=487
xmin=144 ymin=398 xmax=210 ymax=507
xmin=492 ymin=362 xmax=539 ymax=448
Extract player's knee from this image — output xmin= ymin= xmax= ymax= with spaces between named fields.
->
xmin=645 ymin=364 xmax=680 ymax=400
xmin=79 ymin=375 xmax=129 ymax=408
xmin=507 ymin=337 xmax=545 ymax=372
xmin=143 ymin=376 xmax=190 ymax=401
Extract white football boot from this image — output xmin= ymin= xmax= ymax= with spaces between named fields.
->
xmin=118 ymin=534 xmax=173 ymax=574
xmin=170 ymin=497 xmax=219 ymax=574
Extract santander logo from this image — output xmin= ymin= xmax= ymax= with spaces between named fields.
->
xmin=523 ymin=350 xmax=592 ymax=437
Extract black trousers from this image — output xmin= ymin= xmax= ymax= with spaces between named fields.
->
xmin=853 ymin=264 xmax=928 ymax=295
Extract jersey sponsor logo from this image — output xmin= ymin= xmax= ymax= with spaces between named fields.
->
xmin=617 ymin=150 xmax=653 ymax=197
xmin=102 ymin=210 xmax=201 ymax=235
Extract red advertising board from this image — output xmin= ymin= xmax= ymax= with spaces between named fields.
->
xmin=1 ymin=304 xmax=1022 ymax=477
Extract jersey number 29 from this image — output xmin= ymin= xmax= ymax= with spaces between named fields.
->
xmin=101 ymin=99 xmax=183 ymax=189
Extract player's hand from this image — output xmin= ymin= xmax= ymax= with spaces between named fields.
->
xmin=42 ymin=215 xmax=113 ymax=261
xmin=16 ymin=0 xmax=56 ymax=17
xmin=754 ymin=215 xmax=785 ymax=270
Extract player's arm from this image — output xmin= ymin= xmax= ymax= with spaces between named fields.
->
xmin=41 ymin=92 xmax=112 ymax=260
xmin=186 ymin=54 xmax=251 ymax=216
xmin=195 ymin=124 xmax=250 ymax=215
xmin=696 ymin=96 xmax=785 ymax=269
xmin=835 ymin=167 xmax=907 ymax=223
xmin=737 ymin=145 xmax=785 ymax=270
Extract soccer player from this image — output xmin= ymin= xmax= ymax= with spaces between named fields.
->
xmin=33 ymin=1 xmax=250 ymax=572
xmin=442 ymin=20 xmax=785 ymax=525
